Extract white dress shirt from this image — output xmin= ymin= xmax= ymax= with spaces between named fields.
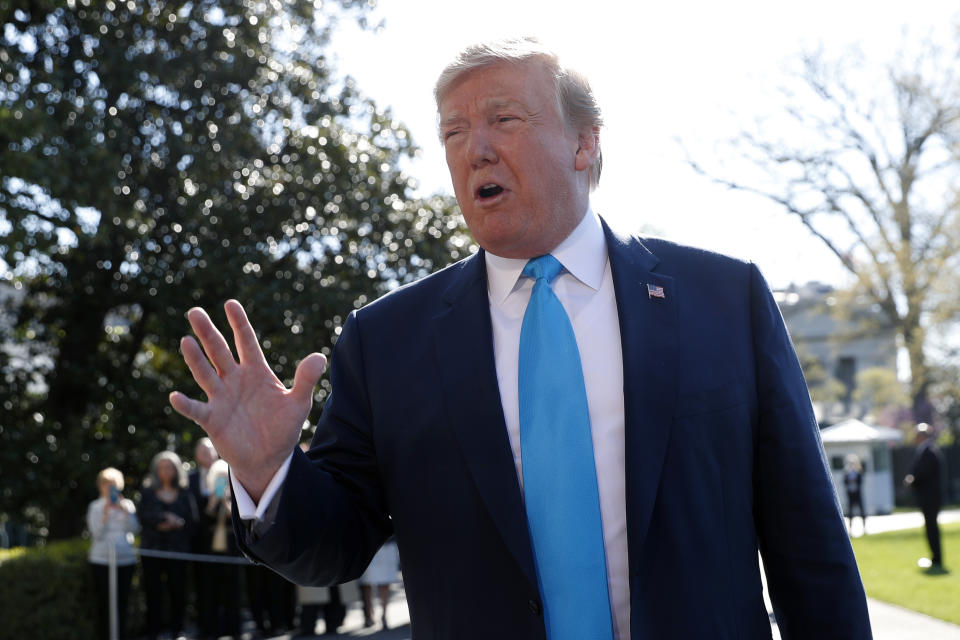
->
xmin=485 ymin=207 xmax=629 ymax=639
xmin=234 ymin=206 xmax=630 ymax=638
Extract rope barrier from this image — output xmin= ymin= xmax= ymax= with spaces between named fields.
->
xmin=106 ymin=542 xmax=253 ymax=640
xmin=135 ymin=546 xmax=252 ymax=565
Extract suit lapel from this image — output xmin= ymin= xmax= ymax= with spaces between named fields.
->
xmin=602 ymin=221 xmax=679 ymax=573
xmin=432 ymin=253 xmax=539 ymax=588
xmin=430 ymin=224 xmax=679 ymax=590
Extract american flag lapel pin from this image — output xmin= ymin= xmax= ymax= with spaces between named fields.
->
xmin=647 ymin=283 xmax=666 ymax=300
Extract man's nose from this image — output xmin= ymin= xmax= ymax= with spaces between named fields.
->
xmin=467 ymin=126 xmax=497 ymax=168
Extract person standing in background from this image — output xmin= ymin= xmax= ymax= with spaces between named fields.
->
xmin=199 ymin=459 xmax=241 ymax=639
xmin=246 ymin=552 xmax=296 ymax=637
xmin=188 ymin=437 xmax=219 ymax=637
xmin=139 ymin=451 xmax=198 ymax=640
xmin=87 ymin=467 xmax=139 ymax=640
xmin=905 ymin=423 xmax=946 ymax=571
xmin=843 ymin=454 xmax=866 ymax=534
xmin=358 ymin=538 xmax=401 ymax=629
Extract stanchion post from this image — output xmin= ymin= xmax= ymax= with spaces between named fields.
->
xmin=108 ymin=540 xmax=119 ymax=640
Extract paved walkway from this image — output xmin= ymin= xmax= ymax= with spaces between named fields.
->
xmin=769 ymin=509 xmax=960 ymax=640
xmin=846 ymin=507 xmax=960 ymax=537
xmin=866 ymin=598 xmax=960 ymax=640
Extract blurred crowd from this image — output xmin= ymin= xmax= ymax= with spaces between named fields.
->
xmin=86 ymin=438 xmax=402 ymax=640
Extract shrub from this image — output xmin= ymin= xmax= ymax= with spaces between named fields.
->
xmin=0 ymin=538 xmax=96 ymax=640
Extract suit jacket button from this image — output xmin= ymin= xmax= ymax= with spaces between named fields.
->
xmin=528 ymin=600 xmax=542 ymax=616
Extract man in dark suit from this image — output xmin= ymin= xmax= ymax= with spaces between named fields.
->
xmin=905 ymin=423 xmax=945 ymax=571
xmin=170 ymin=38 xmax=872 ymax=639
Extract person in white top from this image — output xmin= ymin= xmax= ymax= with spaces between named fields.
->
xmin=86 ymin=466 xmax=138 ymax=640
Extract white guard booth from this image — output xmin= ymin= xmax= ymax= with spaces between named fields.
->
xmin=820 ymin=418 xmax=903 ymax=516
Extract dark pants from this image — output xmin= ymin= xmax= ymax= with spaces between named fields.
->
xmin=921 ymin=503 xmax=942 ymax=566
xmin=299 ymin=586 xmax=346 ymax=635
xmin=846 ymin=491 xmax=866 ymax=523
xmin=194 ymin=560 xmax=214 ymax=637
xmin=91 ymin=562 xmax=134 ymax=640
xmin=204 ymin=559 xmax=241 ymax=638
xmin=246 ymin=564 xmax=295 ymax=634
xmin=141 ymin=555 xmax=187 ymax=639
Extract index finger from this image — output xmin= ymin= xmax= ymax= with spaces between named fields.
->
xmin=224 ymin=299 xmax=269 ymax=367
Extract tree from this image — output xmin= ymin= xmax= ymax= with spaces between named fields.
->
xmin=793 ymin=343 xmax=846 ymax=413
xmin=929 ymin=355 xmax=960 ymax=444
xmin=852 ymin=366 xmax=909 ymax=422
xmin=689 ymin=30 xmax=960 ymax=423
xmin=0 ymin=0 xmax=470 ymax=539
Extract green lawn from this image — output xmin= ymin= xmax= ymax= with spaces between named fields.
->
xmin=851 ymin=522 xmax=960 ymax=625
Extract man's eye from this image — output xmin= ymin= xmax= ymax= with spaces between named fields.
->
xmin=497 ymin=116 xmax=516 ymax=123
xmin=444 ymin=130 xmax=461 ymax=141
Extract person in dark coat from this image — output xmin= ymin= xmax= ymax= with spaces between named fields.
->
xmin=139 ymin=451 xmax=199 ymax=640
xmin=904 ymin=423 xmax=945 ymax=571
xmin=843 ymin=454 xmax=866 ymax=534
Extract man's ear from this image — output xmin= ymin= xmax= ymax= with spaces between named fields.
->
xmin=574 ymin=126 xmax=601 ymax=172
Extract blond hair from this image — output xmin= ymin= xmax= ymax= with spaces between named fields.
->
xmin=206 ymin=459 xmax=230 ymax=494
xmin=96 ymin=467 xmax=125 ymax=491
xmin=434 ymin=37 xmax=603 ymax=190
xmin=844 ymin=454 xmax=863 ymax=473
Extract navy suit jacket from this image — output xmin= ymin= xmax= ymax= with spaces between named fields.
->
xmin=235 ymin=222 xmax=872 ymax=639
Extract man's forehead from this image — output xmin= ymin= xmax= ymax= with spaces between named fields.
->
xmin=438 ymin=60 xmax=552 ymax=112
xmin=441 ymin=96 xmax=528 ymax=122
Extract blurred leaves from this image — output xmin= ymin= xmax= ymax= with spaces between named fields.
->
xmin=0 ymin=0 xmax=471 ymax=538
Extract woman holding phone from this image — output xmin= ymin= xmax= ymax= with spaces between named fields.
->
xmin=87 ymin=467 xmax=139 ymax=640
xmin=201 ymin=459 xmax=241 ymax=639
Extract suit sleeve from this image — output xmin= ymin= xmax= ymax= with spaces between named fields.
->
xmin=748 ymin=263 xmax=872 ymax=639
xmin=232 ymin=310 xmax=392 ymax=586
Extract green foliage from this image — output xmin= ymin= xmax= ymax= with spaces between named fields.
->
xmin=930 ymin=359 xmax=960 ymax=443
xmin=0 ymin=538 xmax=96 ymax=640
xmin=795 ymin=345 xmax=847 ymax=407
xmin=851 ymin=522 xmax=960 ymax=625
xmin=854 ymin=367 xmax=909 ymax=417
xmin=0 ymin=1 xmax=471 ymax=538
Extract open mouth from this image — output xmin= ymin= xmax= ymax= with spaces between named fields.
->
xmin=476 ymin=183 xmax=505 ymax=200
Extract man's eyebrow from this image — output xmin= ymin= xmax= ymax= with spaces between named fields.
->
xmin=440 ymin=98 xmax=530 ymax=128
xmin=485 ymin=98 xmax=527 ymax=113
xmin=439 ymin=113 xmax=468 ymax=129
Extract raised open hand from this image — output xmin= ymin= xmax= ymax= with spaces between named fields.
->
xmin=169 ymin=300 xmax=326 ymax=501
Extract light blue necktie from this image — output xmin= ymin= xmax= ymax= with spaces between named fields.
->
xmin=519 ymin=254 xmax=614 ymax=640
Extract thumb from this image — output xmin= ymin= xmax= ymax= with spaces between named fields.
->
xmin=291 ymin=352 xmax=327 ymax=404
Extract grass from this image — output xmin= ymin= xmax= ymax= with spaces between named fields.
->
xmin=851 ymin=522 xmax=960 ymax=625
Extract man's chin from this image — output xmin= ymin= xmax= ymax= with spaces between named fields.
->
xmin=475 ymin=232 xmax=545 ymax=260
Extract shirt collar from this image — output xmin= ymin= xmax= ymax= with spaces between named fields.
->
xmin=485 ymin=205 xmax=607 ymax=306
